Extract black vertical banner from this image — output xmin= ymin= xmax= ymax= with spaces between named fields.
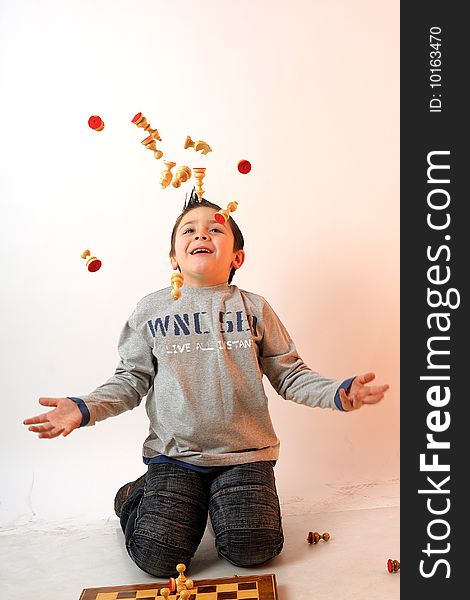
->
xmin=401 ymin=2 xmax=466 ymax=597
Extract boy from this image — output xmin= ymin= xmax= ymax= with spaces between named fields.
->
xmin=24 ymin=193 xmax=389 ymax=577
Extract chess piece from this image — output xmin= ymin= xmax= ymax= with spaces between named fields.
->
xmin=172 ymin=165 xmax=192 ymax=188
xmin=81 ymin=249 xmax=102 ymax=272
xmin=141 ymin=135 xmax=163 ymax=160
xmin=171 ymin=272 xmax=184 ymax=300
xmin=193 ymin=168 xmax=206 ymax=202
xmin=161 ymin=161 xmax=177 ymax=188
xmin=88 ymin=115 xmax=105 ymax=131
xmin=215 ymin=201 xmax=238 ymax=224
xmin=307 ymin=531 xmax=330 ymax=544
xmin=184 ymin=135 xmax=212 ymax=155
xmin=387 ymin=559 xmax=400 ymax=573
xmin=237 ymin=159 xmax=251 ymax=174
xmin=160 ymin=588 xmax=171 ymax=599
xmin=132 ymin=112 xmax=161 ymax=140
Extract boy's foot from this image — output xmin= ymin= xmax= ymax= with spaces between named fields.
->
xmin=114 ymin=473 xmax=147 ymax=517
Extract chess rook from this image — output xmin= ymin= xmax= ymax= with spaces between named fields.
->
xmin=132 ymin=112 xmax=161 ymax=140
xmin=192 ymin=168 xmax=206 ymax=202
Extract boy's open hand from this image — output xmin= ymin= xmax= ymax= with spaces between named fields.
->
xmin=339 ymin=372 xmax=389 ymax=411
xmin=23 ymin=397 xmax=82 ymax=438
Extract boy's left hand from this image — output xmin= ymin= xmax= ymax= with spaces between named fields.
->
xmin=339 ymin=372 xmax=389 ymax=411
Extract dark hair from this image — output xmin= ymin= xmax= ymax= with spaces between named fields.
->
xmin=170 ymin=194 xmax=244 ymax=284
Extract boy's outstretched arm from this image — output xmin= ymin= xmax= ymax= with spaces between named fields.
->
xmin=23 ymin=397 xmax=82 ymax=439
xmin=338 ymin=372 xmax=389 ymax=411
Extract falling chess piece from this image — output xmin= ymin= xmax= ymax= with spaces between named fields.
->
xmin=387 ymin=559 xmax=400 ymax=573
xmin=172 ymin=165 xmax=192 ymax=188
xmin=215 ymin=201 xmax=238 ymax=224
xmin=141 ymin=135 xmax=163 ymax=160
xmin=88 ymin=115 xmax=105 ymax=131
xmin=193 ymin=168 xmax=206 ymax=202
xmin=81 ymin=249 xmax=102 ymax=272
xmin=184 ymin=135 xmax=212 ymax=154
xmin=171 ymin=272 xmax=184 ymax=300
xmin=307 ymin=531 xmax=330 ymax=544
xmin=161 ymin=161 xmax=177 ymax=189
xmin=132 ymin=112 xmax=161 ymax=140
xmin=237 ymin=159 xmax=251 ymax=174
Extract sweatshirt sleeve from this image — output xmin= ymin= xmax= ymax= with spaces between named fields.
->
xmin=76 ymin=309 xmax=156 ymax=425
xmin=258 ymin=299 xmax=343 ymax=410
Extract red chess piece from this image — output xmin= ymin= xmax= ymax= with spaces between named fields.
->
xmin=237 ymin=159 xmax=251 ymax=174
xmin=387 ymin=559 xmax=400 ymax=573
xmin=88 ymin=115 xmax=105 ymax=131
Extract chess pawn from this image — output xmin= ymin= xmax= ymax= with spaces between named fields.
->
xmin=132 ymin=112 xmax=161 ymax=140
xmin=81 ymin=249 xmax=102 ymax=272
xmin=307 ymin=531 xmax=330 ymax=544
xmin=192 ymin=167 xmax=206 ymax=202
xmin=172 ymin=165 xmax=192 ymax=188
xmin=142 ymin=135 xmax=163 ymax=160
xmin=179 ymin=590 xmax=190 ymax=600
xmin=171 ymin=272 xmax=184 ymax=300
xmin=215 ymin=201 xmax=238 ymax=224
xmin=387 ymin=559 xmax=400 ymax=573
xmin=161 ymin=161 xmax=177 ymax=189
xmin=160 ymin=588 xmax=171 ymax=599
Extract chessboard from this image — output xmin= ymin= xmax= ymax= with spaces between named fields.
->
xmin=79 ymin=573 xmax=278 ymax=600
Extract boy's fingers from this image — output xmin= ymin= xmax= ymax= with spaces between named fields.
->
xmin=38 ymin=397 xmax=59 ymax=407
xmin=28 ymin=422 xmax=55 ymax=433
xmin=362 ymin=393 xmax=385 ymax=405
xmin=23 ymin=413 xmax=49 ymax=425
xmin=357 ymin=372 xmax=376 ymax=384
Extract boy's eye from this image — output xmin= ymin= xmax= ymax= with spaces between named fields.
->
xmin=182 ymin=228 xmax=194 ymax=234
xmin=209 ymin=228 xmax=222 ymax=233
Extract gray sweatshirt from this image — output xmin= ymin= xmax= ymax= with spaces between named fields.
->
xmin=79 ymin=283 xmax=343 ymax=466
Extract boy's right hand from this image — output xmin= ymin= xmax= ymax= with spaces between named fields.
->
xmin=23 ymin=397 xmax=83 ymax=439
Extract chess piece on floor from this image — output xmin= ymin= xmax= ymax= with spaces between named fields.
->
xmin=81 ymin=249 xmax=102 ymax=272
xmin=172 ymin=165 xmax=192 ymax=188
xmin=192 ymin=168 xmax=206 ymax=203
xmin=171 ymin=272 xmax=184 ymax=300
xmin=387 ymin=559 xmax=400 ymax=573
xmin=307 ymin=531 xmax=330 ymax=544
xmin=215 ymin=201 xmax=238 ymax=224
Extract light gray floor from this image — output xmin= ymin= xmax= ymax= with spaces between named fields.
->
xmin=1 ymin=486 xmax=400 ymax=600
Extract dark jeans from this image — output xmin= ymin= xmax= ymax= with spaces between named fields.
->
xmin=119 ymin=461 xmax=284 ymax=577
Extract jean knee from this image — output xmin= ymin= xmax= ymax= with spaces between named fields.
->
xmin=216 ymin=528 xmax=284 ymax=567
xmin=127 ymin=531 xmax=195 ymax=578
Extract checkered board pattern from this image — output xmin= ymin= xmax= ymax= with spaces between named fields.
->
xmin=79 ymin=574 xmax=278 ymax=600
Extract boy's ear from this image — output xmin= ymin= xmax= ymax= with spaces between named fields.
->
xmin=170 ymin=255 xmax=178 ymax=270
xmin=232 ymin=249 xmax=245 ymax=270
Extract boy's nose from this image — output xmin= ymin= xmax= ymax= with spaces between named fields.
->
xmin=195 ymin=234 xmax=208 ymax=240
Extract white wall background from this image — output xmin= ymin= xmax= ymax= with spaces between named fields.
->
xmin=0 ymin=0 xmax=399 ymax=526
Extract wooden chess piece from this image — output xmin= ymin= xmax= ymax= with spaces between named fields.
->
xmin=171 ymin=272 xmax=184 ymax=300
xmin=81 ymin=249 xmax=102 ymax=272
xmin=172 ymin=165 xmax=192 ymax=188
xmin=237 ymin=159 xmax=251 ymax=174
xmin=307 ymin=531 xmax=330 ymax=544
xmin=215 ymin=201 xmax=238 ymax=224
xmin=88 ymin=115 xmax=105 ymax=131
xmin=141 ymin=135 xmax=163 ymax=160
xmin=161 ymin=161 xmax=177 ymax=188
xmin=184 ymin=135 xmax=212 ymax=154
xmin=132 ymin=112 xmax=161 ymax=140
xmin=192 ymin=168 xmax=206 ymax=202
xmin=387 ymin=559 xmax=400 ymax=573
xmin=160 ymin=588 xmax=171 ymax=599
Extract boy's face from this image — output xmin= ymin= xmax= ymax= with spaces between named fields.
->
xmin=171 ymin=206 xmax=245 ymax=287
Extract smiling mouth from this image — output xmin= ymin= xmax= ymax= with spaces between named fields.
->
xmin=190 ymin=248 xmax=213 ymax=255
